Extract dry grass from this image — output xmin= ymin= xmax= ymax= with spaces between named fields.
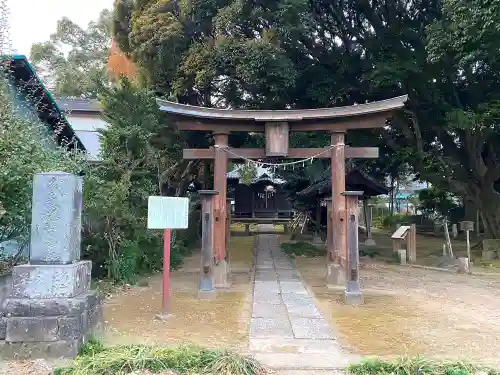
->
xmin=295 ymin=255 xmax=500 ymax=366
xmin=103 ymin=236 xmax=255 ymax=351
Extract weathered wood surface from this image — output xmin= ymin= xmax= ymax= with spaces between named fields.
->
xmin=183 ymin=147 xmax=378 ymax=160
xmin=265 ymin=122 xmax=289 ymax=156
xmin=199 ymin=191 xmax=218 ymax=293
xmin=391 ymin=225 xmax=411 ymax=239
xmin=331 ymin=133 xmax=346 ymax=264
xmin=157 ymin=95 xmax=407 ymax=122
xmin=213 ymin=133 xmax=228 ymax=262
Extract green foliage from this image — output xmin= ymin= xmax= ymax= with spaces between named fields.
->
xmin=0 ymin=72 xmax=86 ymax=268
xmin=347 ymin=357 xmax=497 ymax=375
xmin=30 ymin=9 xmax=112 ymax=97
xmin=418 ymin=187 xmax=460 ymax=219
xmin=381 ymin=214 xmax=412 ymax=229
xmin=55 ymin=344 xmax=267 ymax=375
xmin=83 ymin=79 xmax=187 ymax=283
xmin=281 ymin=241 xmax=326 ymax=257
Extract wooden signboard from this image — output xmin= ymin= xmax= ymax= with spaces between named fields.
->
xmin=460 ymin=221 xmax=474 ymax=232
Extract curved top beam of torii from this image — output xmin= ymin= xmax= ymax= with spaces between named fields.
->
xmin=156 ymin=95 xmax=407 ymax=122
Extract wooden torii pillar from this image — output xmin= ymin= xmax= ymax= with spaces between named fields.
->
xmin=157 ymin=95 xmax=408 ymax=288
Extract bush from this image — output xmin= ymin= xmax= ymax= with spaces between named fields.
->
xmin=347 ymin=357 xmax=498 ymax=375
xmin=381 ymin=213 xmax=411 ymax=229
xmin=55 ymin=344 xmax=268 ymax=375
xmin=81 ymin=80 xmax=194 ymax=284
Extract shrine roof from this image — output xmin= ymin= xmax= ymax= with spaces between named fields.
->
xmin=297 ymin=169 xmax=389 ymax=198
xmin=156 ymin=95 xmax=407 ymax=122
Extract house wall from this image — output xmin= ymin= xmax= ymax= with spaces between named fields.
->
xmin=65 ymin=114 xmax=107 ymax=161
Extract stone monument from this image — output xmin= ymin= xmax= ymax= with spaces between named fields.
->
xmin=0 ymin=172 xmax=103 ymax=359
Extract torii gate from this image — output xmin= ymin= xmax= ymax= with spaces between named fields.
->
xmin=157 ymin=96 xmax=407 ymax=288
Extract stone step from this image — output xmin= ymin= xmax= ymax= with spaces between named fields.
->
xmin=249 ymin=338 xmax=342 ymax=354
xmin=253 ymin=352 xmax=359 ymax=369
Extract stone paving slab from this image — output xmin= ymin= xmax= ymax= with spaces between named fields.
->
xmin=280 ymin=281 xmax=309 ymax=294
xmin=250 ymin=230 xmax=346 ymax=371
xmin=286 ymin=304 xmax=322 ymax=318
xmin=253 ymin=353 xmax=356 ymax=369
xmin=281 ymin=292 xmax=315 ymax=307
xmin=253 ymin=290 xmax=282 ymax=304
xmin=252 ymin=303 xmax=288 ymax=319
xmin=254 ymin=281 xmax=280 ymax=293
xmin=250 ymin=318 xmax=294 ymax=338
xmin=249 ymin=338 xmax=341 ymax=354
xmin=289 ymin=317 xmax=334 ymax=339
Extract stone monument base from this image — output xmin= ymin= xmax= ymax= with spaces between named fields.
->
xmin=0 ymin=290 xmax=103 ymax=359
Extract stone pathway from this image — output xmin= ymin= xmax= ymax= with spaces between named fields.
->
xmin=249 ymin=228 xmax=356 ymax=371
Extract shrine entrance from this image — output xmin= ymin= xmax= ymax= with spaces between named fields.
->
xmin=158 ymin=96 xmax=407 ymax=289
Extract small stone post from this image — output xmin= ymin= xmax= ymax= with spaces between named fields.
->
xmin=1 ymin=172 xmax=103 ymax=359
xmin=312 ymin=197 xmax=323 ymax=246
xmin=198 ymin=190 xmax=218 ymax=300
xmin=452 ymin=224 xmax=458 ymax=239
xmin=342 ymin=191 xmax=364 ymax=305
xmin=363 ymin=200 xmax=376 ymax=246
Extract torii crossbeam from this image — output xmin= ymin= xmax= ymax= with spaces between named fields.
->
xmin=158 ymin=95 xmax=407 ymax=289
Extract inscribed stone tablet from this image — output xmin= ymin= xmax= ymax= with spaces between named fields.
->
xmin=30 ymin=172 xmax=83 ymax=264
xmin=147 ymin=196 xmax=189 ymax=229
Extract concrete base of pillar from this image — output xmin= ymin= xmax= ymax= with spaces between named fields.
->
xmin=364 ymin=238 xmax=376 ymax=246
xmin=214 ymin=260 xmax=232 ymax=288
xmin=312 ymin=236 xmax=324 ymax=247
xmin=344 ymin=290 xmax=364 ymax=305
xmin=198 ymin=289 xmax=217 ymax=300
xmin=398 ymin=249 xmax=407 ymax=265
xmin=326 ymin=263 xmax=345 ymax=287
xmin=344 ymin=280 xmax=363 ymax=305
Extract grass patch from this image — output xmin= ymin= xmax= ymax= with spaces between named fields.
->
xmin=347 ymin=357 xmax=498 ymax=375
xmin=280 ymin=241 xmax=326 ymax=257
xmin=55 ymin=343 xmax=267 ymax=375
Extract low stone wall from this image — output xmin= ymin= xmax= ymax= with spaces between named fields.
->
xmin=482 ymin=239 xmax=500 ymax=260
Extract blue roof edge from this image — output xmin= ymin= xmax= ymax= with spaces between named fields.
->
xmin=6 ymin=55 xmax=86 ymax=151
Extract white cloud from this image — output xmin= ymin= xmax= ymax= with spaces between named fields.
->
xmin=8 ymin=0 xmax=114 ymax=56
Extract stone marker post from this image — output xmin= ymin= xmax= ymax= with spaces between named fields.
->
xmin=363 ymin=201 xmax=376 ymax=246
xmin=1 ymin=172 xmax=103 ymax=359
xmin=452 ymin=224 xmax=458 ymax=239
xmin=198 ymin=190 xmax=218 ymax=299
xmin=342 ymin=191 xmax=364 ymax=305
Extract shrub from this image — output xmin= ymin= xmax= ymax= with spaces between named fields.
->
xmin=347 ymin=357 xmax=497 ymax=375
xmin=55 ymin=344 xmax=268 ymax=375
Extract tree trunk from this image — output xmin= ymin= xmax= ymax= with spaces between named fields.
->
xmin=475 ymin=188 xmax=500 ymax=239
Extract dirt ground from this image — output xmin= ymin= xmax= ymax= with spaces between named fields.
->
xmin=295 ymin=255 xmax=500 ymax=366
xmin=103 ymin=235 xmax=255 ymax=350
xmin=0 ymin=236 xmax=256 ymax=375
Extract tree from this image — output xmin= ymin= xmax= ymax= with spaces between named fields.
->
xmin=83 ymin=79 xmax=189 ymax=282
xmin=30 ymin=9 xmax=112 ymax=98
xmin=312 ymin=0 xmax=500 ymax=237
xmin=0 ymin=73 xmax=86 ymax=267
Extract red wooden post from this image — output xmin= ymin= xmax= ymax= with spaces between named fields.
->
xmin=342 ymin=191 xmax=364 ymax=305
xmin=162 ymin=228 xmax=172 ymax=314
xmin=326 ymin=132 xmax=347 ymax=286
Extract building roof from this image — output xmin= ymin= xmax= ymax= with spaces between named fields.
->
xmin=297 ymin=169 xmax=390 ymax=199
xmin=5 ymin=55 xmax=86 ymax=151
xmin=156 ymin=96 xmax=407 ymax=122
xmin=56 ymin=98 xmax=102 ymax=113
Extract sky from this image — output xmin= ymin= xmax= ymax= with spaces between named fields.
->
xmin=8 ymin=0 xmax=114 ymax=56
